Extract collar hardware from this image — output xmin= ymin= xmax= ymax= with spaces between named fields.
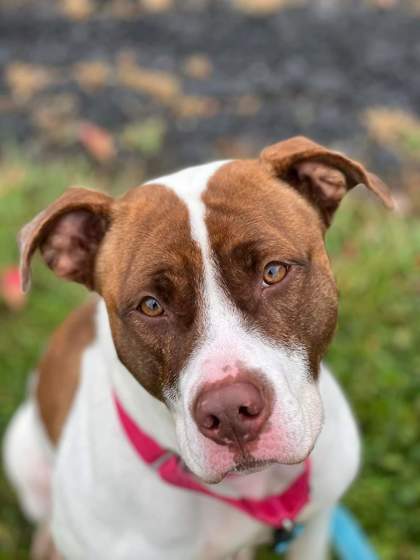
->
xmin=273 ymin=522 xmax=305 ymax=555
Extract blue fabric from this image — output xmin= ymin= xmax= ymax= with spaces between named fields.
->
xmin=273 ymin=524 xmax=304 ymax=555
xmin=273 ymin=506 xmax=379 ymax=558
xmin=331 ymin=505 xmax=379 ymax=560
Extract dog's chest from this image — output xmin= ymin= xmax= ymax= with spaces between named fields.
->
xmin=51 ymin=339 xmax=271 ymax=559
xmin=50 ymin=308 xmax=360 ymax=559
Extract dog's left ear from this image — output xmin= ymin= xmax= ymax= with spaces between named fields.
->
xmin=260 ymin=136 xmax=394 ymax=227
xmin=19 ymin=187 xmax=113 ymax=292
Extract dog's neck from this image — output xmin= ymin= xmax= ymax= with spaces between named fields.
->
xmin=96 ymin=299 xmax=177 ymax=450
xmin=95 ymin=299 xmax=305 ymax=499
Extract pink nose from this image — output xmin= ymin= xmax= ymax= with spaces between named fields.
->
xmin=193 ymin=380 xmax=270 ymax=447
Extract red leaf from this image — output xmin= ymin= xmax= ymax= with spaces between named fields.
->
xmin=1 ymin=266 xmax=26 ymax=311
xmin=79 ymin=122 xmax=116 ymax=163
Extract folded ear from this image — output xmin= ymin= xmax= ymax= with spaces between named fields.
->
xmin=260 ymin=136 xmax=394 ymax=227
xmin=19 ymin=187 xmax=113 ymax=292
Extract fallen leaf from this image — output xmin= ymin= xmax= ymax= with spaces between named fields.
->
xmin=73 ymin=61 xmax=111 ymax=92
xmin=174 ymin=95 xmax=220 ymax=118
xmin=140 ymin=0 xmax=173 ymax=13
xmin=232 ymin=0 xmax=299 ymax=15
xmin=117 ymin=52 xmax=181 ymax=103
xmin=183 ymin=54 xmax=213 ymax=80
xmin=79 ymin=122 xmax=117 ymax=163
xmin=1 ymin=266 xmax=26 ymax=311
xmin=61 ymin=0 xmax=94 ymax=20
xmin=6 ymin=63 xmax=54 ymax=102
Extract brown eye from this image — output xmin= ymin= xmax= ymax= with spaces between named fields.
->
xmin=263 ymin=261 xmax=289 ymax=285
xmin=139 ymin=296 xmax=163 ymax=317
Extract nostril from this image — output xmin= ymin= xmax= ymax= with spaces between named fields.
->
xmin=238 ymin=404 xmax=260 ymax=418
xmin=203 ymin=414 xmax=220 ymax=431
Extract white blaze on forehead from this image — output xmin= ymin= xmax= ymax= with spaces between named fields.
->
xmin=147 ymin=160 xmax=229 ymax=248
xmin=147 ymin=160 xmax=237 ymax=335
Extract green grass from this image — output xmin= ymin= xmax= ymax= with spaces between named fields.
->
xmin=0 ymin=155 xmax=419 ymax=559
xmin=326 ymin=197 xmax=420 ymax=560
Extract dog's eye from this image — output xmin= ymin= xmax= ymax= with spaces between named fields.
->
xmin=262 ymin=262 xmax=289 ymax=286
xmin=138 ymin=296 xmax=164 ymax=317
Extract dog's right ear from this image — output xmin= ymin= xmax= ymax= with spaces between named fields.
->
xmin=19 ymin=187 xmax=113 ymax=292
xmin=260 ymin=136 xmax=394 ymax=227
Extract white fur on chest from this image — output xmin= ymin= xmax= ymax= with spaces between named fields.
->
xmin=50 ymin=301 xmax=360 ymax=559
xmin=52 ymin=305 xmax=270 ymax=559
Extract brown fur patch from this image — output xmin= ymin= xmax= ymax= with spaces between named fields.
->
xmin=95 ymin=184 xmax=204 ymax=400
xmin=36 ymin=300 xmax=96 ymax=445
xmin=260 ymin=136 xmax=394 ymax=226
xmin=204 ymin=160 xmax=338 ymax=377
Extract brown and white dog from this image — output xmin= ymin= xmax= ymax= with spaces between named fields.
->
xmin=3 ymin=137 xmax=393 ymax=559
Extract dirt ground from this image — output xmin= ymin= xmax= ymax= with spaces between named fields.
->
xmin=1 ymin=0 xmax=420 ymax=189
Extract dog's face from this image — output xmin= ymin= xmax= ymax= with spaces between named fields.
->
xmin=20 ymin=137 xmax=393 ymax=483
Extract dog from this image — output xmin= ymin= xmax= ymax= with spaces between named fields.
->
xmin=3 ymin=136 xmax=393 ymax=560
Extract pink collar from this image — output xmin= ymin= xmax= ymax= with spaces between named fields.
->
xmin=114 ymin=394 xmax=311 ymax=528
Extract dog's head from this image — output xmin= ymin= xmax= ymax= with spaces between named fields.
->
xmin=20 ymin=137 xmax=393 ymax=483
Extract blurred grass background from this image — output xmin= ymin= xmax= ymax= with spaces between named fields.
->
xmin=1 ymin=0 xmax=420 ymax=558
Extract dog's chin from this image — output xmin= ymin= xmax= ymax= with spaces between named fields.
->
xmin=202 ymin=459 xmax=274 ymax=484
xmin=194 ymin=458 xmax=282 ymax=485
xmin=227 ymin=458 xmax=278 ymax=476
xmin=193 ymin=446 xmax=316 ymax=485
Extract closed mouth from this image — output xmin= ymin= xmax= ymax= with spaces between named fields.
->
xmin=228 ymin=457 xmax=277 ymax=476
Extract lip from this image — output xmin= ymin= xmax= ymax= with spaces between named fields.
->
xmin=224 ymin=457 xmax=278 ymax=478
